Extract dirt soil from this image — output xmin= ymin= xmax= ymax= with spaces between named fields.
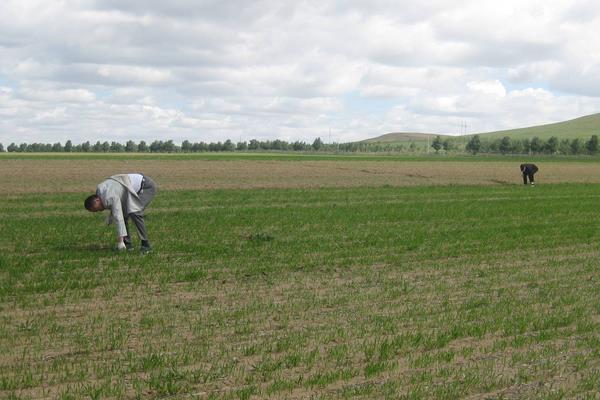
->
xmin=0 ymin=159 xmax=596 ymax=194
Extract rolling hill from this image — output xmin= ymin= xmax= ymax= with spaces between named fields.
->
xmin=364 ymin=113 xmax=600 ymax=144
xmin=474 ymin=113 xmax=600 ymax=140
xmin=363 ymin=132 xmax=453 ymax=143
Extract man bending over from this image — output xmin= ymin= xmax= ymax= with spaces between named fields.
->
xmin=520 ymin=163 xmax=539 ymax=186
xmin=84 ymin=173 xmax=157 ymax=252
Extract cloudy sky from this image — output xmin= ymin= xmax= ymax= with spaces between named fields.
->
xmin=1 ymin=0 xmax=600 ymax=145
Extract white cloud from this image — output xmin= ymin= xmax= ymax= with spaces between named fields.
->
xmin=19 ymin=88 xmax=96 ymax=103
xmin=96 ymin=65 xmax=173 ymax=86
xmin=467 ymin=80 xmax=506 ymax=97
xmin=1 ymin=0 xmax=600 ymax=145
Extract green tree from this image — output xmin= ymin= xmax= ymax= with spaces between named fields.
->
xmin=138 ymin=141 xmax=148 ymax=152
xmin=64 ymin=140 xmax=73 ymax=152
xmin=52 ymin=142 xmax=63 ymax=152
xmin=259 ymin=140 xmax=272 ymax=150
xmin=292 ymin=141 xmax=307 ymax=151
xmin=7 ymin=143 xmax=18 ymax=152
xmin=431 ymin=135 xmax=442 ymax=153
xmin=499 ymin=136 xmax=511 ymax=154
xmin=465 ymin=135 xmax=481 ymax=154
xmin=81 ymin=141 xmax=91 ymax=152
xmin=125 ymin=140 xmax=138 ymax=152
xmin=193 ymin=142 xmax=208 ymax=152
xmin=545 ymin=136 xmax=559 ymax=154
xmin=150 ymin=140 xmax=163 ymax=152
xmin=208 ymin=142 xmax=221 ymax=151
xmin=181 ymin=140 xmax=192 ymax=152
xmin=442 ymin=139 xmax=452 ymax=152
xmin=236 ymin=141 xmax=248 ymax=151
xmin=558 ymin=139 xmax=571 ymax=155
xmin=110 ymin=141 xmax=124 ymax=152
xmin=248 ymin=139 xmax=259 ymax=150
xmin=163 ymin=140 xmax=176 ymax=152
xmin=511 ymin=140 xmax=524 ymax=154
xmin=586 ymin=135 xmax=599 ymax=154
xmin=530 ymin=137 xmax=543 ymax=154
xmin=223 ymin=139 xmax=235 ymax=151
xmin=312 ymin=137 xmax=323 ymax=151
xmin=570 ymin=138 xmax=582 ymax=154
xmin=272 ymin=139 xmax=289 ymax=150
xmin=522 ymin=138 xmax=531 ymax=155
xmin=0 ymin=143 xmax=4 ymax=152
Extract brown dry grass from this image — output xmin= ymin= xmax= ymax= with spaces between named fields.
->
xmin=1 ymin=158 xmax=599 ymax=194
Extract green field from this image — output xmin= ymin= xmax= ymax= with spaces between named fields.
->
xmin=3 ymin=151 xmax=600 ymax=163
xmin=3 ymin=157 xmax=600 ymax=399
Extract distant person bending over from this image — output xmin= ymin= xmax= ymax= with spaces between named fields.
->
xmin=520 ymin=163 xmax=538 ymax=186
xmin=84 ymin=173 xmax=158 ymax=252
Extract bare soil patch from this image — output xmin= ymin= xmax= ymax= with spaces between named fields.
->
xmin=1 ymin=159 xmax=598 ymax=194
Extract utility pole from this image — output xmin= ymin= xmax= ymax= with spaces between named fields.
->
xmin=460 ymin=120 xmax=468 ymax=135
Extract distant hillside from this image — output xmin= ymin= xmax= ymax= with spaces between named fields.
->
xmin=364 ymin=113 xmax=600 ymax=144
xmin=363 ymin=132 xmax=453 ymax=143
xmin=473 ymin=113 xmax=600 ymax=140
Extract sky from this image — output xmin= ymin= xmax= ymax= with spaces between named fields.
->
xmin=1 ymin=0 xmax=600 ymax=145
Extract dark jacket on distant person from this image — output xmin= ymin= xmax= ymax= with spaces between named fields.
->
xmin=520 ymin=163 xmax=538 ymax=185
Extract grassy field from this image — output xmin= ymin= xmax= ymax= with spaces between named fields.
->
xmin=3 ymin=154 xmax=600 ymax=399
xmin=364 ymin=113 xmax=600 ymax=144
xmin=476 ymin=113 xmax=600 ymax=141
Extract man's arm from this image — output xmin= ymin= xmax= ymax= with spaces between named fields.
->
xmin=109 ymin=200 xmax=129 ymax=247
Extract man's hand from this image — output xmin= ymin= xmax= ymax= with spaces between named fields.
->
xmin=116 ymin=237 xmax=126 ymax=251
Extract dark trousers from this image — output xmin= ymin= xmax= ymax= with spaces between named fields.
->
xmin=125 ymin=176 xmax=157 ymax=243
xmin=523 ymin=173 xmax=535 ymax=184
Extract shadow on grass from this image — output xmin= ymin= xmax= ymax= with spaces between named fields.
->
xmin=53 ymin=243 xmax=112 ymax=252
xmin=490 ymin=179 xmax=513 ymax=185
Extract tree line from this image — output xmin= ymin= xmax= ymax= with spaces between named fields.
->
xmin=459 ymin=134 xmax=600 ymax=155
xmin=2 ymin=134 xmax=600 ymax=155
xmin=0 ymin=138 xmax=412 ymax=153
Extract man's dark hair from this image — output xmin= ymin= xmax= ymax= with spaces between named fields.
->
xmin=84 ymin=194 xmax=99 ymax=210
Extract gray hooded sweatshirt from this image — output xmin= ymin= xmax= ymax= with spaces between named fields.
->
xmin=96 ymin=174 xmax=144 ymax=237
